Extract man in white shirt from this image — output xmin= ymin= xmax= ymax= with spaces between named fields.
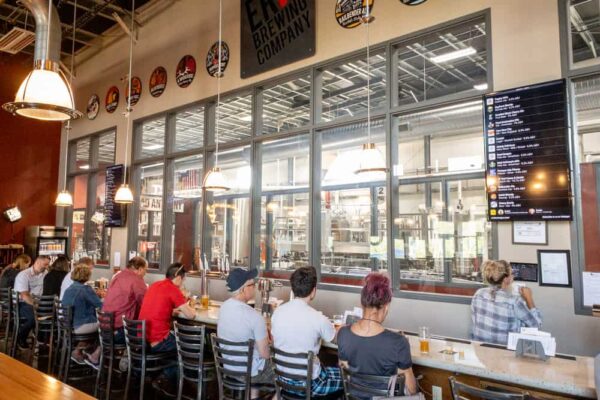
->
xmin=14 ymin=255 xmax=50 ymax=348
xmin=217 ymin=267 xmax=274 ymax=384
xmin=60 ymin=256 xmax=94 ymax=300
xmin=271 ymin=266 xmax=342 ymax=396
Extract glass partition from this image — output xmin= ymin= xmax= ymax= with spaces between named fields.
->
xmin=137 ymin=117 xmax=166 ymax=159
xmin=136 ymin=162 xmax=164 ymax=269
xmin=569 ymin=0 xmax=600 ymax=68
xmin=175 ymin=106 xmax=204 ymax=152
xmin=262 ymin=75 xmax=311 ymax=135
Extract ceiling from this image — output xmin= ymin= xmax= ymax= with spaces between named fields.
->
xmin=570 ymin=0 xmax=600 ymax=64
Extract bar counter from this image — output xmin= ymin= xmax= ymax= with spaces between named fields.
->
xmin=182 ymin=302 xmax=596 ymax=399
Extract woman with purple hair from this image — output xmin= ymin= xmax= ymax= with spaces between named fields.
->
xmin=337 ymin=272 xmax=418 ymax=397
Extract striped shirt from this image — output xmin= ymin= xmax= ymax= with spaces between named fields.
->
xmin=471 ymin=287 xmax=542 ymax=345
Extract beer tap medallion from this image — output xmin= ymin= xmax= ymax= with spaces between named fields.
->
xmin=176 ymin=55 xmax=197 ymax=88
xmin=149 ymin=66 xmax=168 ymax=97
xmin=126 ymin=76 xmax=142 ymax=107
xmin=335 ymin=0 xmax=374 ymax=29
xmin=105 ymin=86 xmax=119 ymax=113
xmin=86 ymin=94 xmax=100 ymax=120
xmin=206 ymin=41 xmax=230 ymax=77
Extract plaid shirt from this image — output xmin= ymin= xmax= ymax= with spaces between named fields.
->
xmin=471 ymin=287 xmax=542 ymax=345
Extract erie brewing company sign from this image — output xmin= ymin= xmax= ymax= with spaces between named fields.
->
xmin=241 ymin=0 xmax=315 ymax=78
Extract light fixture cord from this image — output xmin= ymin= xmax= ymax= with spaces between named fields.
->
xmin=215 ymin=0 xmax=223 ymax=168
xmin=365 ymin=1 xmax=371 ymax=144
xmin=123 ymin=0 xmax=136 ymax=184
xmin=61 ymin=0 xmax=78 ymax=192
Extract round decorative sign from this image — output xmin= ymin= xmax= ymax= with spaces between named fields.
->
xmin=125 ymin=76 xmax=142 ymax=107
xmin=149 ymin=66 xmax=167 ymax=97
xmin=399 ymin=0 xmax=427 ymax=5
xmin=335 ymin=0 xmax=374 ymax=29
xmin=175 ymin=55 xmax=196 ymax=88
xmin=86 ymin=94 xmax=100 ymax=120
xmin=105 ymin=86 xmax=119 ymax=113
xmin=206 ymin=41 xmax=230 ymax=77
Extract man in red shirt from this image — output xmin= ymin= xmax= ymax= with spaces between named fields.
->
xmin=138 ymin=263 xmax=196 ymax=396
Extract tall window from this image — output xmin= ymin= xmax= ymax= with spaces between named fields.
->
xmin=67 ymin=130 xmax=116 ymax=264
xmin=568 ymin=0 xmax=600 ymax=68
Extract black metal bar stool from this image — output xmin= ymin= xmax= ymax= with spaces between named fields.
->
xmin=10 ymin=289 xmax=33 ymax=358
xmin=449 ymin=376 xmax=528 ymax=400
xmin=123 ymin=317 xmax=178 ymax=400
xmin=173 ymin=321 xmax=216 ymax=400
xmin=0 ymin=287 xmax=12 ymax=354
xmin=340 ymin=365 xmax=405 ymax=400
xmin=33 ymin=294 xmax=57 ymax=373
xmin=94 ymin=310 xmax=127 ymax=400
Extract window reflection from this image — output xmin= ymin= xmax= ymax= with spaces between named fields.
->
xmin=70 ymin=174 xmax=88 ymax=258
xmin=136 ymin=163 xmax=164 ymax=269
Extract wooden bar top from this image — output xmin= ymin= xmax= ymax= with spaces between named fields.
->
xmin=183 ymin=302 xmax=596 ymax=399
xmin=0 ymin=353 xmax=94 ymax=400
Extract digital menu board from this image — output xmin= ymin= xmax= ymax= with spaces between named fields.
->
xmin=484 ymin=79 xmax=572 ymax=221
xmin=105 ymin=164 xmax=127 ymax=227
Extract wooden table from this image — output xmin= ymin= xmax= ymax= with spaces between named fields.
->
xmin=0 ymin=353 xmax=94 ymax=400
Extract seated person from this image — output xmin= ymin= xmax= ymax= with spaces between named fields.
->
xmin=271 ymin=266 xmax=342 ymax=396
xmin=138 ymin=263 xmax=196 ymax=396
xmin=0 ymin=254 xmax=32 ymax=290
xmin=43 ymin=255 xmax=70 ymax=297
xmin=14 ymin=256 xmax=49 ymax=349
xmin=217 ymin=267 xmax=273 ymax=384
xmin=62 ymin=262 xmax=103 ymax=363
xmin=337 ymin=273 xmax=417 ymax=397
xmin=471 ymin=260 xmax=542 ymax=345
xmin=60 ymin=256 xmax=94 ymax=300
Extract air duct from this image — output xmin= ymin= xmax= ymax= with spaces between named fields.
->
xmin=2 ymin=0 xmax=82 ymax=121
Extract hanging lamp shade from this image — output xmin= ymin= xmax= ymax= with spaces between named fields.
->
xmin=203 ymin=167 xmax=230 ymax=192
xmin=115 ymin=184 xmax=134 ymax=204
xmin=356 ymin=143 xmax=387 ymax=174
xmin=55 ymin=190 xmax=74 ymax=207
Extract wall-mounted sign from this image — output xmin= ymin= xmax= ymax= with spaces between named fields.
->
xmin=140 ymin=195 xmax=162 ymax=212
xmin=484 ymin=79 xmax=572 ymax=221
xmin=335 ymin=0 xmax=374 ymax=29
xmin=105 ymin=86 xmax=119 ymax=113
xmin=176 ymin=55 xmax=196 ymax=88
xmin=399 ymin=0 xmax=427 ymax=5
xmin=86 ymin=94 xmax=100 ymax=120
xmin=241 ymin=0 xmax=315 ymax=79
xmin=149 ymin=66 xmax=167 ymax=97
xmin=105 ymin=164 xmax=127 ymax=227
xmin=206 ymin=41 xmax=230 ymax=77
xmin=126 ymin=76 xmax=142 ymax=107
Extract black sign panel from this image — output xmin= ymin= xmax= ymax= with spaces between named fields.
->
xmin=510 ymin=262 xmax=538 ymax=282
xmin=240 ymin=0 xmax=315 ymax=79
xmin=105 ymin=164 xmax=127 ymax=227
xmin=484 ymin=79 xmax=572 ymax=221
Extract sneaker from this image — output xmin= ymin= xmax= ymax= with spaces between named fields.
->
xmin=119 ymin=354 xmax=129 ymax=372
xmin=71 ymin=349 xmax=86 ymax=365
xmin=84 ymin=358 xmax=99 ymax=370
xmin=151 ymin=375 xmax=176 ymax=398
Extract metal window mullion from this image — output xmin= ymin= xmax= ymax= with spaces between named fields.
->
xmin=250 ymin=140 xmax=262 ymax=270
xmin=442 ymin=179 xmax=452 ymax=284
xmin=83 ymin=172 xmax=97 ymax=257
xmin=387 ymin=113 xmax=399 ymax=289
xmin=310 ymin=128 xmax=321 ymax=277
xmin=127 ymin=164 xmax=142 ymax=259
xmin=165 ymin=112 xmax=177 ymax=155
xmin=161 ymin=159 xmax=174 ymax=272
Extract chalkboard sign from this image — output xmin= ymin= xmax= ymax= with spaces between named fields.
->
xmin=484 ymin=79 xmax=572 ymax=221
xmin=105 ymin=164 xmax=127 ymax=227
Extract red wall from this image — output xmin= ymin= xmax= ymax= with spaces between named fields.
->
xmin=0 ymin=53 xmax=62 ymax=244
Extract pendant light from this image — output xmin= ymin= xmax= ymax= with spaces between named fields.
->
xmin=356 ymin=3 xmax=386 ymax=175
xmin=203 ymin=0 xmax=230 ymax=192
xmin=2 ymin=0 xmax=82 ymax=121
xmin=115 ymin=0 xmax=136 ymax=204
xmin=55 ymin=0 xmax=82 ymax=207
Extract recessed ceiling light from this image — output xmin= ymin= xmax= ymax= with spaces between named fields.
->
xmin=143 ymin=144 xmax=164 ymax=150
xmin=239 ymin=115 xmax=252 ymax=122
xmin=79 ymin=164 xmax=90 ymax=170
xmin=473 ymin=83 xmax=488 ymax=91
xmin=430 ymin=47 xmax=477 ymax=63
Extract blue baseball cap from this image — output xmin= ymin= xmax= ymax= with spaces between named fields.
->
xmin=226 ymin=267 xmax=259 ymax=292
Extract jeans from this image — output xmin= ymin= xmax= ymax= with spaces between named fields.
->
xmin=17 ymin=302 xmax=35 ymax=345
xmin=114 ymin=327 xmax=125 ymax=345
xmin=150 ymin=332 xmax=177 ymax=383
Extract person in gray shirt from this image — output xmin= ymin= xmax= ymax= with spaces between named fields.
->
xmin=217 ymin=268 xmax=274 ymax=384
xmin=14 ymin=255 xmax=49 ymax=348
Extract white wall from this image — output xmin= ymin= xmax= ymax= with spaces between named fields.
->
xmin=71 ymin=0 xmax=600 ymax=357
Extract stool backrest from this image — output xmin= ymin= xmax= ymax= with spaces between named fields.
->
xmin=0 ymin=287 xmax=11 ymax=313
xmin=210 ymin=333 xmax=254 ymax=400
xmin=122 ymin=317 xmax=148 ymax=367
xmin=10 ymin=289 xmax=20 ymax=320
xmin=34 ymin=295 xmax=57 ymax=333
xmin=271 ymin=346 xmax=314 ymax=400
xmin=56 ymin=304 xmax=74 ymax=331
xmin=449 ymin=377 xmax=527 ymax=400
xmin=341 ymin=365 xmax=404 ymax=400
xmin=174 ymin=322 xmax=206 ymax=383
xmin=97 ymin=310 xmax=117 ymax=351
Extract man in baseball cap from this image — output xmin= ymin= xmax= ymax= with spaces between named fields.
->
xmin=217 ymin=268 xmax=275 ymax=384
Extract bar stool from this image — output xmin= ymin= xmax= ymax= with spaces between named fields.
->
xmin=173 ymin=321 xmax=216 ymax=400
xmin=51 ymin=297 xmax=63 ymax=375
xmin=340 ymin=365 xmax=405 ymax=400
xmin=123 ymin=317 xmax=178 ymax=400
xmin=271 ymin=347 xmax=343 ymax=400
xmin=56 ymin=304 xmax=98 ymax=383
xmin=0 ymin=287 xmax=12 ymax=354
xmin=32 ymin=295 xmax=57 ymax=372
xmin=94 ymin=310 xmax=127 ymax=400
xmin=211 ymin=333 xmax=274 ymax=400
xmin=449 ymin=376 xmax=528 ymax=400
xmin=10 ymin=289 xmax=33 ymax=358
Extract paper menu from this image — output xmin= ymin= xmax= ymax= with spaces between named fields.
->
xmin=582 ymin=272 xmax=600 ymax=307
xmin=540 ymin=251 xmax=570 ymax=285
xmin=507 ymin=329 xmax=556 ymax=356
